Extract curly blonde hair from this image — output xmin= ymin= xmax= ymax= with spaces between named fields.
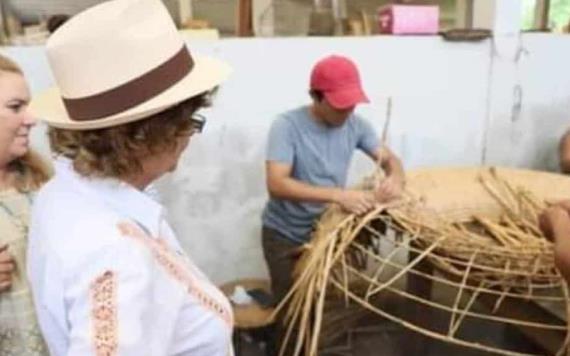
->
xmin=0 ymin=54 xmax=51 ymax=192
xmin=49 ymin=92 xmax=211 ymax=179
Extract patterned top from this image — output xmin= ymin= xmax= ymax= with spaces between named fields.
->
xmin=0 ymin=189 xmax=49 ymax=356
xmin=27 ymin=159 xmax=234 ymax=356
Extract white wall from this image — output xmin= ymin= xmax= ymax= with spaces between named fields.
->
xmin=3 ymin=34 xmax=569 ymax=283
xmin=484 ymin=34 xmax=570 ymax=170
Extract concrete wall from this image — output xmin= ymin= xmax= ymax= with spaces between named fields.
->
xmin=483 ymin=34 xmax=570 ymax=170
xmin=3 ymin=34 xmax=569 ymax=283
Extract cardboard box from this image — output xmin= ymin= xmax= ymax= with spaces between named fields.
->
xmin=378 ymin=5 xmax=439 ymax=35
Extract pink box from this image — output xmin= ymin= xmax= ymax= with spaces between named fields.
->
xmin=377 ymin=5 xmax=439 ymax=35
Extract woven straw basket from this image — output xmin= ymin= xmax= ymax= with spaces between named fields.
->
xmin=277 ymin=166 xmax=570 ymax=356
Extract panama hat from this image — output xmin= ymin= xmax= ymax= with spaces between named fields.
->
xmin=31 ymin=0 xmax=231 ymax=130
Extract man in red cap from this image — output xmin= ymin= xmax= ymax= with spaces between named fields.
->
xmin=260 ymin=54 xmax=405 ymax=349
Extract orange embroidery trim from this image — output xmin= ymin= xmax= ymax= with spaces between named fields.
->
xmin=90 ymin=270 xmax=118 ymax=356
xmin=117 ymin=222 xmax=233 ymax=327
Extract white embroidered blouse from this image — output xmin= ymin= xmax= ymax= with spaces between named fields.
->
xmin=27 ymin=159 xmax=234 ymax=356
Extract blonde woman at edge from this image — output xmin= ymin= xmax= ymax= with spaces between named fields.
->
xmin=27 ymin=0 xmax=235 ymax=355
xmin=0 ymin=53 xmax=50 ymax=355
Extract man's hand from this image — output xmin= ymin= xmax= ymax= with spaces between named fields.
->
xmin=0 ymin=244 xmax=14 ymax=292
xmin=371 ymin=146 xmax=405 ymax=203
xmin=335 ymin=190 xmax=377 ymax=215
xmin=375 ymin=175 xmax=405 ymax=203
xmin=539 ymin=206 xmax=570 ymax=242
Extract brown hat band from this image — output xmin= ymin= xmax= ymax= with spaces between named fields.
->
xmin=62 ymin=46 xmax=194 ymax=121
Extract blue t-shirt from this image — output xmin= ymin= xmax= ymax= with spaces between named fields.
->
xmin=262 ymin=106 xmax=379 ymax=244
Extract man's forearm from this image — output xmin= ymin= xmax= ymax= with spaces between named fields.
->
xmin=554 ymin=245 xmax=570 ymax=283
xmin=381 ymin=152 xmax=405 ymax=182
xmin=552 ymin=222 xmax=570 ymax=282
xmin=268 ymin=177 xmax=342 ymax=204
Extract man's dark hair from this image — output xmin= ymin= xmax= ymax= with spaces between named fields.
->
xmin=309 ymin=89 xmax=324 ymax=102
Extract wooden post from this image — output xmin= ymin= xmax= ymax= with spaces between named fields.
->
xmin=236 ymin=0 xmax=254 ymax=37
xmin=534 ymin=0 xmax=550 ymax=30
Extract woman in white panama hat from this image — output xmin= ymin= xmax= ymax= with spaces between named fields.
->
xmin=26 ymin=0 xmax=234 ymax=355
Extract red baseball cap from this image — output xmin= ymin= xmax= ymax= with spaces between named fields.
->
xmin=310 ymin=55 xmax=370 ymax=109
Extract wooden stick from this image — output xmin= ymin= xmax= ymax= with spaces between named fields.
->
xmin=449 ymin=251 xmax=479 ymax=336
xmin=342 ymin=265 xmax=566 ymax=331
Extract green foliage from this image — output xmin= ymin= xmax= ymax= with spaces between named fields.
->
xmin=522 ymin=0 xmax=538 ymax=30
xmin=550 ymin=0 xmax=570 ymax=30
xmin=522 ymin=0 xmax=570 ymax=31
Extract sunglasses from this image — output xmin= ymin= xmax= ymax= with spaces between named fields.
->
xmin=189 ymin=113 xmax=206 ymax=133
